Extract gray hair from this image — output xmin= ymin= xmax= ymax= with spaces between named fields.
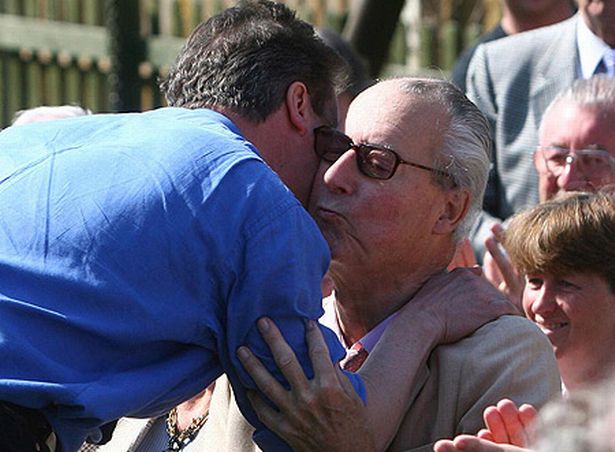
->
xmin=12 ymin=105 xmax=92 ymax=126
xmin=399 ymin=78 xmax=492 ymax=240
xmin=533 ymin=376 xmax=615 ymax=452
xmin=539 ymin=75 xmax=615 ymax=136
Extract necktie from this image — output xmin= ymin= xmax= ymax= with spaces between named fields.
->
xmin=602 ymin=49 xmax=615 ymax=77
xmin=341 ymin=342 xmax=369 ymax=372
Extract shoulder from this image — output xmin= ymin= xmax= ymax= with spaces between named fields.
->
xmin=435 ymin=315 xmax=555 ymax=367
xmin=476 ymin=16 xmax=576 ymax=59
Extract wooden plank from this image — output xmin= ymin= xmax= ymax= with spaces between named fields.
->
xmin=439 ymin=20 xmax=458 ymax=70
xmin=82 ymin=0 xmax=98 ymax=25
xmin=419 ymin=21 xmax=437 ymax=69
xmin=82 ymin=68 xmax=99 ymax=111
xmin=159 ymin=0 xmax=174 ymax=36
xmin=0 ymin=14 xmax=107 ymax=58
xmin=43 ymin=61 xmax=62 ymax=105
xmin=43 ymin=0 xmax=56 ymax=20
xmin=6 ymin=54 xmax=23 ymax=124
xmin=0 ymin=54 xmax=5 ymax=126
xmin=63 ymin=0 xmax=80 ymax=23
xmin=63 ymin=64 xmax=80 ymax=105
xmin=147 ymin=34 xmax=184 ymax=68
xmin=23 ymin=52 xmax=43 ymax=107
xmin=2 ymin=0 xmax=19 ymax=14
xmin=23 ymin=0 xmax=37 ymax=17
xmin=99 ymin=70 xmax=110 ymax=112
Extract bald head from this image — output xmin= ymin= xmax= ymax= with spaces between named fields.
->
xmin=346 ymin=78 xmax=491 ymax=239
xmin=536 ymin=76 xmax=615 ymax=201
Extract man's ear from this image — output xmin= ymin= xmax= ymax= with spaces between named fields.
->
xmin=285 ymin=81 xmax=313 ymax=135
xmin=433 ymin=189 xmax=471 ymax=235
xmin=533 ymin=148 xmax=544 ymax=171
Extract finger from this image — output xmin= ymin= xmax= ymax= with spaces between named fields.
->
xmin=483 ymin=406 xmax=509 ymax=443
xmin=256 ymin=317 xmax=309 ymax=390
xmin=484 ymin=238 xmax=517 ymax=289
xmin=497 ymin=399 xmax=528 ymax=446
xmin=482 ymin=248 xmax=504 ymax=288
xmin=469 ymin=265 xmax=483 ymax=277
xmin=433 ymin=439 xmax=462 ymax=452
xmin=459 ymin=238 xmax=478 ymax=267
xmin=453 ymin=436 xmax=508 ymax=452
xmin=306 ymin=320 xmax=337 ymax=379
xmin=477 ymin=429 xmax=494 ymax=441
xmin=306 ymin=321 xmax=361 ymax=400
xmin=518 ymin=404 xmax=538 ymax=432
xmin=490 ymin=223 xmax=505 ymax=242
xmin=246 ymin=390 xmax=296 ymax=442
xmin=237 ymin=346 xmax=290 ymax=409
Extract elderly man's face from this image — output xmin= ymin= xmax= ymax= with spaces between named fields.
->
xmin=308 ymin=82 xmax=453 ymax=272
xmin=578 ymin=0 xmax=615 ymax=47
xmin=535 ymin=101 xmax=615 ymax=202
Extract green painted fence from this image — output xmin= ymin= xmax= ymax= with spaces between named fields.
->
xmin=0 ymin=0 xmax=497 ymax=128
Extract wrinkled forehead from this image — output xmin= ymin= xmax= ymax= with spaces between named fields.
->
xmin=344 ymin=84 xmax=447 ymax=157
xmin=541 ymin=101 xmax=615 ymax=150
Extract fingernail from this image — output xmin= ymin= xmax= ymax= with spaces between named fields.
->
xmin=237 ymin=346 xmax=249 ymax=360
xmin=257 ymin=317 xmax=270 ymax=332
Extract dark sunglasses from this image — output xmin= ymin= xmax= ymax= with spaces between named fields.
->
xmin=313 ymin=126 xmax=451 ymax=181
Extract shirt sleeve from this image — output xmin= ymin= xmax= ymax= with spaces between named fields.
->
xmin=213 ymin=165 xmax=365 ymax=451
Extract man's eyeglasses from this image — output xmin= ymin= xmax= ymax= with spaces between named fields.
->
xmin=313 ymin=126 xmax=451 ymax=181
xmin=537 ymin=145 xmax=615 ymax=178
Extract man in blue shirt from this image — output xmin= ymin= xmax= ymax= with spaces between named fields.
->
xmin=0 ymin=1 xmax=361 ymax=450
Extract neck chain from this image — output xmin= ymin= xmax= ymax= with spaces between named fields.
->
xmin=164 ymin=406 xmax=209 ymax=451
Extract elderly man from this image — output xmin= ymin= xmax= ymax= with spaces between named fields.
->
xmin=483 ymin=75 xmax=615 ymax=306
xmin=206 ymin=78 xmax=561 ymax=452
xmin=467 ymin=0 xmax=615 ymax=259
xmin=0 ymin=3 xmax=515 ymax=452
xmin=0 ymin=1 xmax=361 ymax=450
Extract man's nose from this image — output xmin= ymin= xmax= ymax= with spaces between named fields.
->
xmin=323 ymin=150 xmax=358 ymax=194
xmin=557 ymin=159 xmax=590 ymax=192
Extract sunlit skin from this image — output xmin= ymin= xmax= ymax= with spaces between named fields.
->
xmin=578 ymin=0 xmax=615 ymax=47
xmin=535 ymin=100 xmax=615 ymax=202
xmin=502 ymin=0 xmax=573 ymax=34
xmin=522 ymin=272 xmax=615 ymax=390
xmin=308 ymin=80 xmax=469 ymax=344
xmin=233 ymin=82 xmax=338 ymax=207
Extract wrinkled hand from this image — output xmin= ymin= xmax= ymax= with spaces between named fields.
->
xmin=482 ymin=224 xmax=524 ymax=312
xmin=237 ymin=318 xmax=376 ymax=452
xmin=433 ymin=436 xmax=531 ymax=452
xmin=398 ymin=267 xmax=518 ymax=345
xmin=448 ymin=237 xmax=478 ymax=270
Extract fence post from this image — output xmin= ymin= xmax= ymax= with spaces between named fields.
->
xmin=105 ymin=0 xmax=145 ymax=112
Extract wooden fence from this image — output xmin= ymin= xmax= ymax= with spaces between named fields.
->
xmin=0 ymin=0 xmax=501 ymax=128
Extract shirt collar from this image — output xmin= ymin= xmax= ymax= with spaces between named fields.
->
xmin=576 ymin=13 xmax=612 ymax=78
xmin=320 ymin=293 xmax=397 ymax=353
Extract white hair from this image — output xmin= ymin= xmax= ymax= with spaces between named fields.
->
xmin=539 ymin=75 xmax=615 ymax=137
xmin=398 ymin=78 xmax=492 ymax=241
xmin=12 ymin=105 xmax=92 ymax=126
xmin=533 ymin=377 xmax=615 ymax=452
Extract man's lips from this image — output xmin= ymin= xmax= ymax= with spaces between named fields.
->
xmin=314 ymin=206 xmax=344 ymax=220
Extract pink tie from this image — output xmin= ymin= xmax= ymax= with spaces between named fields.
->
xmin=341 ymin=342 xmax=369 ymax=372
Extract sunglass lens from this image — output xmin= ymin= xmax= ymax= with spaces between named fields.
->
xmin=315 ymin=127 xmax=351 ymax=162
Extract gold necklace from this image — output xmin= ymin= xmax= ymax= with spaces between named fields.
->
xmin=164 ymin=406 xmax=209 ymax=451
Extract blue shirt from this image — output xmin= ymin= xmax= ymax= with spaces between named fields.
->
xmin=0 ymin=108 xmax=365 ymax=451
